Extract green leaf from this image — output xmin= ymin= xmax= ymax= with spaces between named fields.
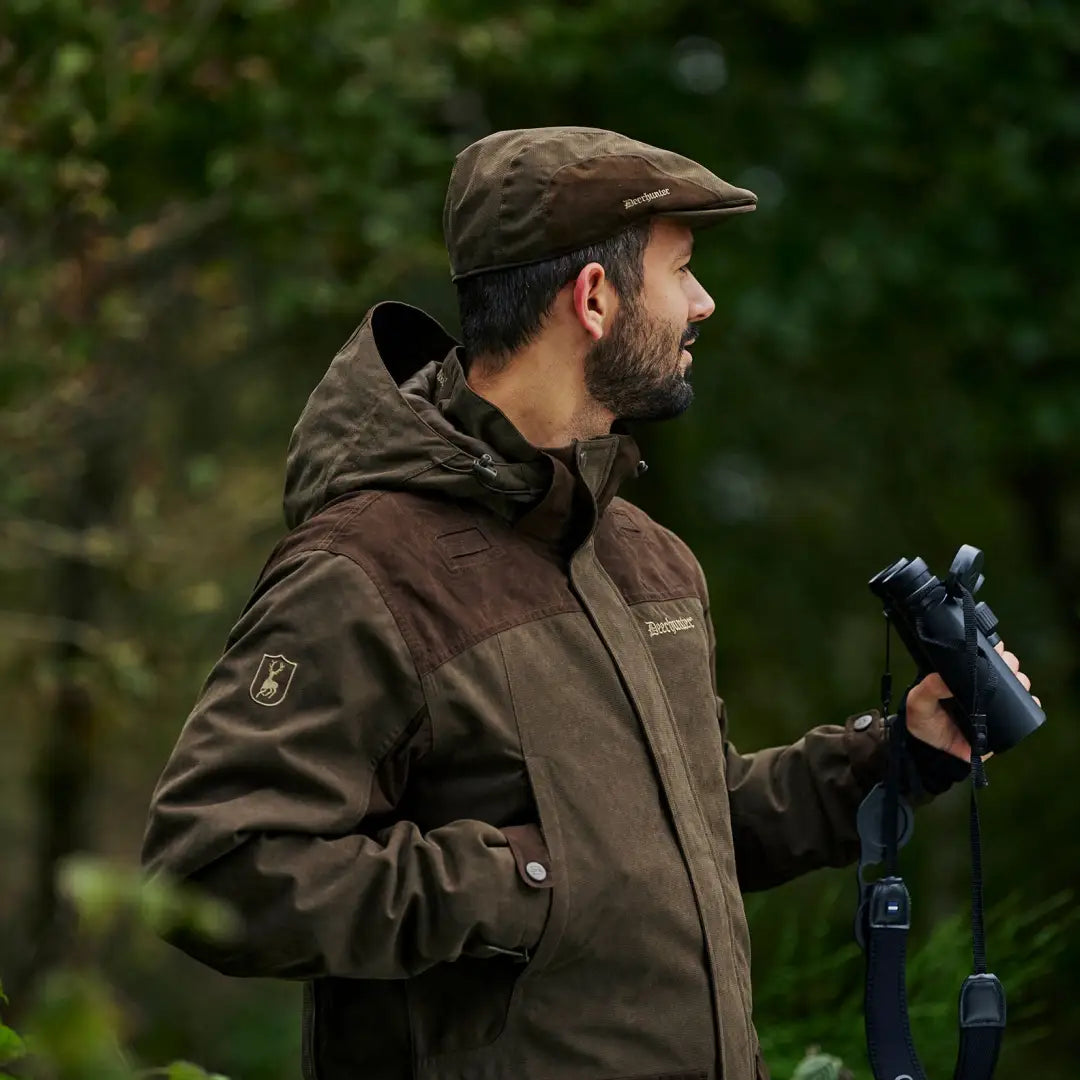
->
xmin=57 ymin=855 xmax=135 ymax=938
xmin=792 ymin=1052 xmax=846 ymax=1080
xmin=0 ymin=1024 xmax=26 ymax=1065
xmin=161 ymin=1063 xmax=230 ymax=1080
xmin=163 ymin=1063 xmax=209 ymax=1080
xmin=24 ymin=970 xmax=128 ymax=1078
xmin=53 ymin=43 xmax=95 ymax=81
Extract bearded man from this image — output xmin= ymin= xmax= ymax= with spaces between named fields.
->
xmin=142 ymin=127 xmax=1034 ymax=1080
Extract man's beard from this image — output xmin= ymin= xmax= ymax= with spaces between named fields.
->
xmin=583 ymin=301 xmax=698 ymax=422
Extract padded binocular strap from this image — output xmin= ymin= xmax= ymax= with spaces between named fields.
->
xmin=864 ymin=878 xmax=1006 ymax=1080
xmin=865 ymin=877 xmax=926 ymax=1080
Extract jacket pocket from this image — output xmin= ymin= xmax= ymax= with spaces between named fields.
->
xmin=416 ymin=756 xmax=569 ymax=1069
xmin=408 ymin=825 xmax=553 ymax=1059
xmin=407 ymin=955 xmax=522 ymax=1057
xmin=504 ymin=755 xmax=568 ymax=974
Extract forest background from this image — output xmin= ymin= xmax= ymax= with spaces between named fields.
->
xmin=2 ymin=0 xmax=1079 ymax=1077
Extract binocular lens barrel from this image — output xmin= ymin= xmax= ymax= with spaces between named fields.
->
xmin=869 ymin=557 xmax=933 ymax=604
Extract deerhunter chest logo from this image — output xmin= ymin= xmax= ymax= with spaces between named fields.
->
xmin=250 ymin=653 xmax=298 ymax=706
xmin=623 ymin=186 xmax=670 ymax=210
xmin=646 ymin=616 xmax=696 ymax=638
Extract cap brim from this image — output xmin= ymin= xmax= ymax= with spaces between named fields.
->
xmin=658 ymin=200 xmax=758 ymax=228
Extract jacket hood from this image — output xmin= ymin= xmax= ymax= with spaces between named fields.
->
xmin=284 ymin=302 xmax=644 ymax=532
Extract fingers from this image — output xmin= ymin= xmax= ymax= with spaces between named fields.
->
xmin=999 ymin=643 xmax=1031 ymax=690
xmin=995 ymin=639 xmax=1037 ymax=701
xmin=994 ymin=640 xmax=1020 ymax=671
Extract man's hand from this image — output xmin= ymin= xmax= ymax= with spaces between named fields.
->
xmin=905 ymin=641 xmax=1040 ymax=762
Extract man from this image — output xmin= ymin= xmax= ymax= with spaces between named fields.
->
xmin=142 ymin=128 xmax=1034 ymax=1080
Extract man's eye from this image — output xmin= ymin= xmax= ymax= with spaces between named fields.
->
xmin=678 ymin=263 xmax=692 ymax=275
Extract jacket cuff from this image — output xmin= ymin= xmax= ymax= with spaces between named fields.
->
xmin=473 ymin=824 xmax=552 ymax=962
xmin=843 ymin=708 xmax=888 ymax=792
xmin=842 ymin=709 xmax=971 ymax=804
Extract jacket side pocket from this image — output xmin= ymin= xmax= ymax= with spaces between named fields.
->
xmin=418 ymin=755 xmax=570 ymax=1071
xmin=508 ymin=755 xmax=568 ymax=976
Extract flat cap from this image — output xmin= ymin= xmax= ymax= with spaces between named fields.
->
xmin=444 ymin=126 xmax=757 ymax=281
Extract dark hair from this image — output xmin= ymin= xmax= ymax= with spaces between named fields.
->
xmin=455 ymin=219 xmax=652 ymax=372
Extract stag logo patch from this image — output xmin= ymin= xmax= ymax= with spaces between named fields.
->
xmin=250 ymin=653 xmax=298 ymax=707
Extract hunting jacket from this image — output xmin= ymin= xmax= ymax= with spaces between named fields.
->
xmin=142 ymin=301 xmax=962 ymax=1080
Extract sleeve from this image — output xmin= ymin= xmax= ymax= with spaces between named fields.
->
xmin=721 ymin=704 xmax=884 ymax=892
xmin=696 ymin=562 xmax=961 ymax=893
xmin=141 ymin=548 xmax=550 ymax=980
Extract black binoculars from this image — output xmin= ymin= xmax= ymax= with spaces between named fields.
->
xmin=869 ymin=544 xmax=1045 ymax=755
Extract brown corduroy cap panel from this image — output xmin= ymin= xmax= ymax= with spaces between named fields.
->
xmin=443 ymin=126 xmax=757 ymax=281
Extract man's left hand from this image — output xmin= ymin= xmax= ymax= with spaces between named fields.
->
xmin=905 ymin=641 xmax=1040 ymax=762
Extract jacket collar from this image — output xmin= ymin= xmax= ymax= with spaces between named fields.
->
xmin=434 ymin=348 xmax=644 ymax=544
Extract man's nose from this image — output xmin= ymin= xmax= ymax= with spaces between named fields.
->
xmin=688 ymin=274 xmax=715 ymax=322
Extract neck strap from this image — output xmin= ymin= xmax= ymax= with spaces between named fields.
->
xmin=855 ymin=605 xmax=1006 ymax=1079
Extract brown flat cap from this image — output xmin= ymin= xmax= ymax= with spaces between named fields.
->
xmin=443 ymin=126 xmax=757 ymax=281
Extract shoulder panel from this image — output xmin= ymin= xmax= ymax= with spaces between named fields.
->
xmin=597 ymin=497 xmax=705 ymax=606
xmin=267 ymin=490 xmax=578 ymax=676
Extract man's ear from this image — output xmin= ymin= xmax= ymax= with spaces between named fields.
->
xmin=572 ymin=262 xmax=616 ymax=342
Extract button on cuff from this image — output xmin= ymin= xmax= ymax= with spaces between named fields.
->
xmin=490 ymin=839 xmax=551 ymax=958
xmin=844 ymin=708 xmax=887 ymax=790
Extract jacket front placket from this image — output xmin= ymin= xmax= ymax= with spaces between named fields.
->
xmin=566 ymin=434 xmax=754 ymax=1080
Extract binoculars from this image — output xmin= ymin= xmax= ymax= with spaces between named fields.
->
xmin=869 ymin=544 xmax=1045 ymax=755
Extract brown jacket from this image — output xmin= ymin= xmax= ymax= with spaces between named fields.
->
xmin=143 ymin=302 xmax=920 ymax=1080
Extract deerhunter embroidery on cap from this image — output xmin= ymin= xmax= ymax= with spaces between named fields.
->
xmin=443 ymin=126 xmax=757 ymax=280
xmin=623 ymin=186 xmax=671 ymax=210
xmin=249 ymin=653 xmax=297 ymax=706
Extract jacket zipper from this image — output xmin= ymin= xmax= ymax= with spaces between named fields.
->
xmin=301 ymin=980 xmax=318 ymax=1080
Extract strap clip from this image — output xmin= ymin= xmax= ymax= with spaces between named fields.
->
xmin=869 ymin=877 xmax=911 ymax=930
xmin=959 ymin=973 xmax=1007 ymax=1029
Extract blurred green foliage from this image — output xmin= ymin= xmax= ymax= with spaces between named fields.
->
xmin=0 ymin=862 xmax=236 ymax=1079
xmin=2 ymin=0 xmax=1077 ymax=1076
xmin=791 ymin=1053 xmax=850 ymax=1080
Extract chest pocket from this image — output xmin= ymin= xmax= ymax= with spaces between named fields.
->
xmin=435 ymin=525 xmax=495 ymax=572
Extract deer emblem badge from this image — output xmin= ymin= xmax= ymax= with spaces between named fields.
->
xmin=249 ymin=653 xmax=298 ymax=706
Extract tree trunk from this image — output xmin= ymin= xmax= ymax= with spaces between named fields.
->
xmin=8 ymin=381 xmax=123 ymax=1009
